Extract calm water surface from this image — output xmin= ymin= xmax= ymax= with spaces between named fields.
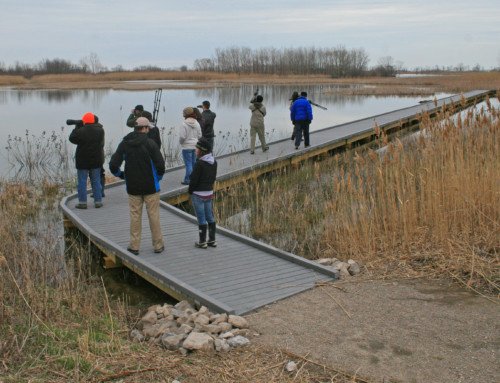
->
xmin=0 ymin=84 xmax=450 ymax=178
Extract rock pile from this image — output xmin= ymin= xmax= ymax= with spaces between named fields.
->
xmin=316 ymin=258 xmax=361 ymax=278
xmin=130 ymin=300 xmax=253 ymax=354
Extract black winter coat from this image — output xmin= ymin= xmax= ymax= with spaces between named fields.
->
xmin=69 ymin=123 xmax=105 ymax=169
xmin=109 ymin=131 xmax=165 ymax=196
xmin=188 ymin=157 xmax=217 ymax=194
xmin=201 ymin=110 xmax=216 ymax=138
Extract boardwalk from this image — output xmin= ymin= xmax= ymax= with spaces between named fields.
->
xmin=60 ymin=90 xmax=495 ymax=315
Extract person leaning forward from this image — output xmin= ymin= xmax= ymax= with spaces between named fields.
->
xmin=126 ymin=104 xmax=162 ymax=149
xmin=109 ymin=117 xmax=166 ymax=255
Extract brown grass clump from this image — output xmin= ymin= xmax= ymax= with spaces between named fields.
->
xmin=218 ymin=98 xmax=500 ymax=294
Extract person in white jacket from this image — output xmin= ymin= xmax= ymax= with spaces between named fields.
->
xmin=179 ymin=107 xmax=202 ymax=185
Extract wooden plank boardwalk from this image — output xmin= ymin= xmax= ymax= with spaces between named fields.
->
xmin=60 ymin=89 xmax=495 ymax=315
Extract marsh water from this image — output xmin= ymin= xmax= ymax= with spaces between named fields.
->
xmin=0 ymin=84 xmax=451 ymax=179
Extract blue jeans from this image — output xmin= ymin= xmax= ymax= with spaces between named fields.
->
xmin=294 ymin=121 xmax=310 ymax=147
xmin=77 ymin=168 xmax=102 ymax=203
xmin=191 ymin=194 xmax=215 ymax=225
xmin=182 ymin=149 xmax=196 ymax=184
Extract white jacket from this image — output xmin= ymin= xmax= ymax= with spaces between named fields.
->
xmin=179 ymin=117 xmax=202 ymax=149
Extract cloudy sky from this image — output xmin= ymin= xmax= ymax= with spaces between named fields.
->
xmin=1 ymin=0 xmax=499 ymax=70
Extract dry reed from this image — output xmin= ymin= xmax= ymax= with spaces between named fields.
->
xmin=218 ymin=99 xmax=499 ymax=294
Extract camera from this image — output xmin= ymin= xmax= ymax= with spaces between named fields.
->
xmin=66 ymin=119 xmax=83 ymax=127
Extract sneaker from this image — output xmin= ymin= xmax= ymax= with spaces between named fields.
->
xmin=195 ymin=242 xmax=208 ymax=249
xmin=181 ymin=181 xmax=189 ymax=185
xmin=127 ymin=247 xmax=139 ymax=255
xmin=154 ymin=246 xmax=164 ymax=254
xmin=263 ymin=146 xmax=269 ymax=152
xmin=295 ymin=146 xmax=299 ymax=150
xmin=291 ymin=134 xmax=295 ymax=140
xmin=94 ymin=202 xmax=103 ymax=208
xmin=75 ymin=203 xmax=87 ymax=209
xmin=250 ymin=151 xmax=255 ymax=155
xmin=305 ymin=145 xmax=310 ymax=148
xmin=207 ymin=241 xmax=217 ymax=248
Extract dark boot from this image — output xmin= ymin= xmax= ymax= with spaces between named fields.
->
xmin=195 ymin=225 xmax=208 ymax=249
xmin=207 ymin=222 xmax=217 ymax=247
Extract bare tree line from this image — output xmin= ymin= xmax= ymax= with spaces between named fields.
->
xmin=194 ymin=46 xmax=373 ymax=77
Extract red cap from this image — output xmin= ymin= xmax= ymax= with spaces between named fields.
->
xmin=82 ymin=112 xmax=95 ymax=125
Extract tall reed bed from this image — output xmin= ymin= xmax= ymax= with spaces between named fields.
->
xmin=217 ymin=99 xmax=499 ymax=293
xmin=0 ymin=181 xmax=138 ymax=381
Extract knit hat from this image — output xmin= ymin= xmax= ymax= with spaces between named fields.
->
xmin=300 ymin=91 xmax=308 ymax=97
xmin=135 ymin=105 xmax=144 ymax=111
xmin=135 ymin=117 xmax=151 ymax=127
xmin=195 ymin=137 xmax=212 ymax=153
xmin=81 ymin=112 xmax=95 ymax=125
xmin=183 ymin=106 xmax=194 ymax=118
xmin=256 ymin=95 xmax=263 ymax=102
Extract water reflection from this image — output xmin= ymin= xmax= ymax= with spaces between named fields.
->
xmin=0 ymin=84 xmax=449 ymax=179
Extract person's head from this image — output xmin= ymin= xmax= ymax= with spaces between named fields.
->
xmin=290 ymin=91 xmax=299 ymax=101
xmin=183 ymin=106 xmax=194 ymax=118
xmin=202 ymin=100 xmax=210 ymax=110
xmin=255 ymin=95 xmax=263 ymax=103
xmin=195 ymin=137 xmax=212 ymax=156
xmin=300 ymin=91 xmax=308 ymax=97
xmin=135 ymin=117 xmax=151 ymax=132
xmin=134 ymin=105 xmax=144 ymax=115
xmin=82 ymin=112 xmax=96 ymax=125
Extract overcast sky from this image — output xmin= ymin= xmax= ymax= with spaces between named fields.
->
xmin=1 ymin=0 xmax=499 ymax=70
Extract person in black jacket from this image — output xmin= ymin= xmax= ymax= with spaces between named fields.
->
xmin=69 ymin=112 xmax=105 ymax=209
xmin=188 ymin=137 xmax=218 ymax=249
xmin=126 ymin=104 xmax=162 ymax=149
xmin=198 ymin=100 xmax=216 ymax=149
xmin=109 ymin=117 xmax=166 ymax=255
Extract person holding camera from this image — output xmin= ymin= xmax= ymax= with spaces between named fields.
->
xmin=179 ymin=107 xmax=202 ymax=185
xmin=68 ymin=112 xmax=105 ymax=209
xmin=290 ymin=91 xmax=313 ymax=149
xmin=109 ymin=117 xmax=166 ymax=255
xmin=249 ymin=93 xmax=268 ymax=155
xmin=198 ymin=100 xmax=216 ymax=150
xmin=126 ymin=104 xmax=162 ymax=149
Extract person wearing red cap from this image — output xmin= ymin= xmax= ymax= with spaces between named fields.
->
xmin=69 ymin=112 xmax=105 ymax=209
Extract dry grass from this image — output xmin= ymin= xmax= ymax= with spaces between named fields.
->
xmin=218 ymin=98 xmax=500 ymax=294
xmin=2 ymin=70 xmax=499 ymax=93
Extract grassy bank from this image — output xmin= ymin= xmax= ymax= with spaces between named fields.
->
xmin=218 ymin=98 xmax=499 ymax=294
xmin=1 ymin=71 xmax=499 ymax=95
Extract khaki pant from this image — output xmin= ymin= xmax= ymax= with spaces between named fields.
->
xmin=128 ymin=192 xmax=164 ymax=251
xmin=250 ymin=125 xmax=267 ymax=152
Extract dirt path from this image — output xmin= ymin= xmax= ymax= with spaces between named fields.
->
xmin=247 ymin=278 xmax=499 ymax=383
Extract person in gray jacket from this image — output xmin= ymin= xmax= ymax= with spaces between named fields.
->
xmin=249 ymin=94 xmax=269 ymax=154
xmin=179 ymin=107 xmax=202 ymax=185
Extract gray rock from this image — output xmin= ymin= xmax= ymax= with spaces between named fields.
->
xmin=161 ymin=333 xmax=186 ymax=351
xmin=317 ymin=258 xmax=333 ymax=265
xmin=198 ymin=306 xmax=210 ymax=316
xmin=210 ymin=313 xmax=228 ymax=324
xmin=286 ymin=361 xmax=298 ymax=372
xmin=178 ymin=347 xmax=189 ymax=356
xmin=137 ymin=310 xmax=157 ymax=330
xmin=201 ymin=324 xmax=222 ymax=334
xmin=130 ymin=329 xmax=145 ymax=343
xmin=231 ymin=328 xmax=250 ymax=337
xmin=228 ymin=315 xmax=249 ymax=328
xmin=182 ymin=332 xmax=215 ymax=351
xmin=347 ymin=259 xmax=361 ymax=275
xmin=177 ymin=323 xmax=193 ymax=335
xmin=227 ymin=335 xmax=250 ymax=348
xmin=214 ymin=338 xmax=230 ymax=352
xmin=220 ymin=331 xmax=234 ymax=339
xmin=218 ymin=322 xmax=233 ymax=333
xmin=194 ymin=314 xmax=210 ymax=326
xmin=175 ymin=300 xmax=194 ymax=312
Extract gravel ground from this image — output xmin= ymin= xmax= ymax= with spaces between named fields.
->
xmin=247 ymin=278 xmax=499 ymax=383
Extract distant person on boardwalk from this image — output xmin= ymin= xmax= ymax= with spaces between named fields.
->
xmin=249 ymin=93 xmax=269 ymax=154
xmin=179 ymin=107 xmax=202 ymax=185
xmin=109 ymin=117 xmax=166 ymax=255
xmin=188 ymin=137 xmax=218 ymax=249
xmin=69 ymin=112 xmax=105 ymax=209
xmin=126 ymin=104 xmax=162 ymax=149
xmin=289 ymin=91 xmax=299 ymax=140
xmin=198 ymin=100 xmax=216 ymax=150
xmin=290 ymin=91 xmax=313 ymax=149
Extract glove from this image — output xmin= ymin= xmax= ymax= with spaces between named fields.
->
xmin=117 ymin=170 xmax=125 ymax=179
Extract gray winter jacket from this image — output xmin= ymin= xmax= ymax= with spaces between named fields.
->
xmin=249 ymin=101 xmax=266 ymax=129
